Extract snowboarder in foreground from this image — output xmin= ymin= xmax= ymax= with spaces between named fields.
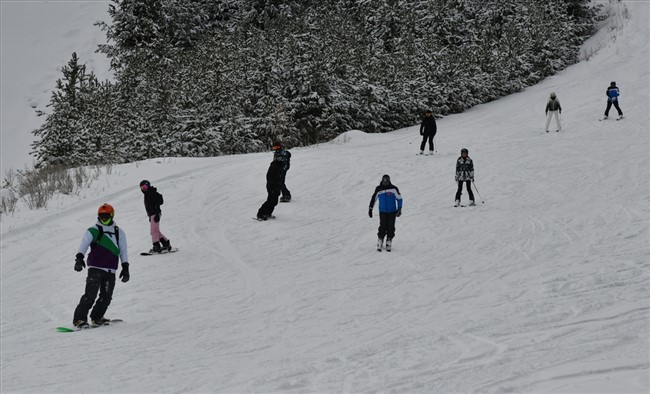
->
xmin=455 ymin=148 xmax=475 ymax=207
xmin=545 ymin=91 xmax=562 ymax=132
xmin=369 ymin=174 xmax=403 ymax=251
xmin=272 ymin=142 xmax=292 ymax=202
xmin=256 ymin=155 xmax=285 ymax=220
xmin=419 ymin=110 xmax=437 ymax=155
xmin=73 ymin=203 xmax=129 ymax=328
xmin=603 ymin=81 xmax=623 ymax=120
xmin=140 ymin=180 xmax=172 ymax=253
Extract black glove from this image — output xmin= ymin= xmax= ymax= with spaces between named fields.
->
xmin=119 ymin=263 xmax=130 ymax=283
xmin=368 ymin=208 xmax=373 ymax=218
xmin=74 ymin=253 xmax=85 ymax=271
xmin=154 ymin=213 xmax=160 ymax=223
xmin=396 ymin=209 xmax=402 ymax=217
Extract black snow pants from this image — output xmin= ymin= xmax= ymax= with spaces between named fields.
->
xmin=604 ymin=100 xmax=623 ymax=117
xmin=455 ymin=181 xmax=475 ymax=202
xmin=280 ymin=171 xmax=291 ymax=199
xmin=378 ymin=211 xmax=397 ymax=240
xmin=257 ymin=186 xmax=280 ymax=218
xmin=73 ymin=268 xmax=116 ymax=324
xmin=420 ymin=134 xmax=434 ymax=152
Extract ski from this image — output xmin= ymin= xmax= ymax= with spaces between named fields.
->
xmin=56 ymin=319 xmax=123 ymax=332
xmin=140 ymin=248 xmax=179 ymax=256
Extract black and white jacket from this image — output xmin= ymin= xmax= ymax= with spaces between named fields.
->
xmin=455 ymin=157 xmax=474 ymax=182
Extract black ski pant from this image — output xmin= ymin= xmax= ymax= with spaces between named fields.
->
xmin=420 ymin=134 xmax=434 ymax=152
xmin=73 ymin=268 xmax=116 ymax=324
xmin=378 ymin=211 xmax=397 ymax=240
xmin=455 ymin=180 xmax=475 ymax=202
xmin=280 ymin=171 xmax=291 ymax=199
xmin=604 ymin=100 xmax=623 ymax=117
xmin=257 ymin=187 xmax=280 ymax=217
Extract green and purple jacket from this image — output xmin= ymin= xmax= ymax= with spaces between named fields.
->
xmin=77 ymin=221 xmax=128 ymax=273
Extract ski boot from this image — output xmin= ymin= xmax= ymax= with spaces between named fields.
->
xmin=73 ymin=320 xmax=90 ymax=329
xmin=280 ymin=196 xmax=291 ymax=202
xmin=469 ymin=200 xmax=476 ymax=206
xmin=377 ymin=237 xmax=384 ymax=251
xmin=91 ymin=317 xmax=111 ymax=327
xmin=385 ymin=238 xmax=392 ymax=252
xmin=152 ymin=242 xmax=163 ymax=253
xmin=160 ymin=238 xmax=172 ymax=251
xmin=454 ymin=200 xmax=461 ymax=207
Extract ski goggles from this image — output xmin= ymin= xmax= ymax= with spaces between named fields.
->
xmin=140 ymin=184 xmax=149 ymax=191
xmin=98 ymin=213 xmax=113 ymax=221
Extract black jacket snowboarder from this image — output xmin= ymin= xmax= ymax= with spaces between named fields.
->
xmin=257 ymin=158 xmax=285 ymax=220
xmin=272 ymin=143 xmax=292 ymax=202
xmin=419 ymin=110 xmax=437 ymax=154
xmin=140 ymin=180 xmax=171 ymax=252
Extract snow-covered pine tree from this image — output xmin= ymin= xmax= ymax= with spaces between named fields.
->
xmin=31 ymin=53 xmax=99 ymax=167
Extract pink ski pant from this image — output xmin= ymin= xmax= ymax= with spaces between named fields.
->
xmin=150 ymin=214 xmax=168 ymax=243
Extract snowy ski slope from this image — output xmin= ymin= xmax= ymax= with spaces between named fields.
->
xmin=1 ymin=2 xmax=649 ymax=393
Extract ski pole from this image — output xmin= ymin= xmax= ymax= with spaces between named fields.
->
xmin=472 ymin=181 xmax=485 ymax=203
xmin=434 ymin=136 xmax=437 ymax=153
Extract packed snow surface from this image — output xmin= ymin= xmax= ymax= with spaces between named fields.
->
xmin=1 ymin=1 xmax=648 ymax=393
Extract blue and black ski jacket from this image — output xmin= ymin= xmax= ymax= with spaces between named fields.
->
xmin=369 ymin=183 xmax=403 ymax=213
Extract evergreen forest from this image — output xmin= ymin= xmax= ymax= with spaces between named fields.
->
xmin=31 ymin=0 xmax=598 ymax=167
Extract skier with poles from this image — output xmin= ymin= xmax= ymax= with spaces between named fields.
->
xmin=602 ymin=81 xmax=624 ymax=120
xmin=454 ymin=148 xmax=475 ymax=207
xmin=72 ymin=203 xmax=129 ymax=328
xmin=419 ymin=110 xmax=437 ymax=155
xmin=545 ymin=92 xmax=562 ymax=132
xmin=369 ymin=174 xmax=403 ymax=252
xmin=272 ymin=142 xmax=292 ymax=202
xmin=140 ymin=180 xmax=172 ymax=253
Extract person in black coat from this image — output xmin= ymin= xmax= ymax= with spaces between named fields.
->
xmin=419 ymin=110 xmax=437 ymax=155
xmin=272 ymin=142 xmax=292 ymax=202
xmin=256 ymin=157 xmax=285 ymax=220
xmin=139 ymin=180 xmax=171 ymax=252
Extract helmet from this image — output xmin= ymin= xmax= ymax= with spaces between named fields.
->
xmin=461 ymin=148 xmax=469 ymax=154
xmin=98 ymin=203 xmax=115 ymax=225
xmin=610 ymin=81 xmax=616 ymax=86
xmin=140 ymin=180 xmax=151 ymax=191
xmin=550 ymin=91 xmax=556 ymax=98
xmin=98 ymin=203 xmax=114 ymax=216
xmin=272 ymin=142 xmax=283 ymax=151
xmin=381 ymin=174 xmax=391 ymax=184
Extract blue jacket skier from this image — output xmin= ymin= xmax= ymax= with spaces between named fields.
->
xmin=73 ymin=203 xmax=129 ymax=328
xmin=369 ymin=174 xmax=403 ymax=251
xmin=603 ymin=81 xmax=623 ymax=119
